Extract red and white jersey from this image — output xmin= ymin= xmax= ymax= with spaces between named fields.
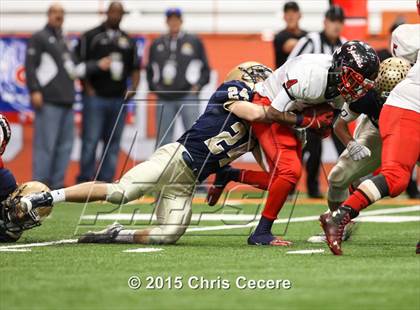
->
xmin=255 ymin=54 xmax=343 ymax=112
xmin=385 ymin=24 xmax=420 ymax=113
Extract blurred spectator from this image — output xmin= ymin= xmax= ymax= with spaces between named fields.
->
xmin=289 ymin=5 xmax=347 ymax=198
xmin=147 ymin=8 xmax=210 ymax=147
xmin=273 ymin=1 xmax=306 ymax=68
xmin=75 ymin=1 xmax=140 ymax=183
xmin=25 ymin=3 xmax=75 ymax=189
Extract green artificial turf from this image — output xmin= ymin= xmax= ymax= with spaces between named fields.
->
xmin=1 ymin=198 xmax=419 ymax=310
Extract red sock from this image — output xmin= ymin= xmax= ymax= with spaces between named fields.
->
xmin=239 ymin=170 xmax=270 ymax=190
xmin=343 ymin=189 xmax=371 ymax=212
xmin=262 ymin=176 xmax=294 ymax=220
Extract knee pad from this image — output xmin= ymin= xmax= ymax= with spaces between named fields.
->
xmin=148 ymin=225 xmax=187 ymax=244
xmin=105 ymin=183 xmax=133 ymax=205
xmin=105 ymin=176 xmax=143 ymax=204
xmin=359 ymin=174 xmax=390 ymax=202
xmin=328 ymin=165 xmax=350 ymax=190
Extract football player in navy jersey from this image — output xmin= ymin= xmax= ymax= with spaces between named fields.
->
xmin=0 ymin=115 xmax=53 ymax=243
xmin=18 ymin=61 xmax=333 ymax=245
xmin=0 ymin=114 xmax=19 ymax=242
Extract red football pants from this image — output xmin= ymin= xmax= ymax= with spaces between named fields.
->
xmin=249 ymin=94 xmax=302 ymax=220
xmin=379 ymin=105 xmax=420 ymax=197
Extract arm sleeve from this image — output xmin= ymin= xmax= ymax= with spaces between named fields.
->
xmin=196 ymin=37 xmax=210 ymax=88
xmin=25 ymin=34 xmax=42 ymax=92
xmin=288 ymin=36 xmax=314 ymax=59
xmin=339 ymin=102 xmax=360 ymax=122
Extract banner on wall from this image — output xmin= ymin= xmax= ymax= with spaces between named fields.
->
xmin=0 ymin=37 xmax=30 ymax=113
xmin=0 ymin=35 xmax=146 ymax=113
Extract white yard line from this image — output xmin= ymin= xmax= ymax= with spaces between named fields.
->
xmin=80 ymin=205 xmax=420 ymax=222
xmin=0 ymin=239 xmax=77 ymax=250
xmin=186 ymin=206 xmax=420 ymax=232
xmin=286 ymin=249 xmax=325 ymax=255
xmin=355 ymin=215 xmax=420 ymax=223
xmin=0 ymin=248 xmax=32 ymax=252
xmin=123 ymin=248 xmax=163 ymax=253
xmin=1 ymin=206 xmax=418 ymax=251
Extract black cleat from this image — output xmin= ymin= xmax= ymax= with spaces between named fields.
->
xmin=78 ymin=223 xmax=124 ymax=243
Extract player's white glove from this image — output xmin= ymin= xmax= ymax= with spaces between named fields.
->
xmin=346 ymin=140 xmax=371 ymax=161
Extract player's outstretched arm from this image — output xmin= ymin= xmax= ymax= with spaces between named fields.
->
xmin=227 ymin=100 xmax=270 ymax=122
xmin=227 ymin=100 xmax=297 ymax=124
xmin=333 ymin=117 xmax=354 ymax=146
xmin=59 ymin=182 xmax=109 ymax=203
xmin=335 ymin=116 xmax=371 ymax=161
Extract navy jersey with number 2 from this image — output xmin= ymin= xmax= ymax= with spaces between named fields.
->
xmin=177 ymin=80 xmax=256 ymax=182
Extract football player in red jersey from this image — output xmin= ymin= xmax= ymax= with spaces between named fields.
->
xmin=320 ymin=24 xmax=420 ymax=255
xmin=207 ymin=40 xmax=380 ymax=246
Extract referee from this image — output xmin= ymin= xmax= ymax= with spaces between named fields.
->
xmin=288 ymin=5 xmax=347 ymax=198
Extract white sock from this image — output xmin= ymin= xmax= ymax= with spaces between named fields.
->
xmin=50 ymin=189 xmax=66 ymax=203
xmin=114 ymin=230 xmax=136 ymax=243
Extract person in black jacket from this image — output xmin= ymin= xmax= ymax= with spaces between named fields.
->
xmin=147 ymin=8 xmax=210 ymax=147
xmin=75 ymin=1 xmax=140 ymax=183
xmin=273 ymin=1 xmax=306 ymax=68
xmin=25 ymin=3 xmax=75 ymax=189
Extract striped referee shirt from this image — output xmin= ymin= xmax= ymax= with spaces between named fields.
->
xmin=288 ymin=31 xmax=346 ymax=58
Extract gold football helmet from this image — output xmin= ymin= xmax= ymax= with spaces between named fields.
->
xmin=4 ymin=181 xmax=52 ymax=229
xmin=224 ymin=61 xmax=272 ymax=89
xmin=376 ymin=57 xmax=411 ymax=99
xmin=1 ymin=181 xmax=52 ymax=242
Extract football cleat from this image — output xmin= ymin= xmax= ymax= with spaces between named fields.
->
xmin=78 ymin=223 xmax=124 ymax=244
xmin=308 ymin=221 xmax=358 ymax=244
xmin=416 ymin=241 xmax=420 ymax=254
xmin=206 ymin=166 xmax=240 ymax=206
xmin=319 ymin=206 xmax=352 ymax=255
xmin=247 ymin=232 xmax=292 ymax=246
